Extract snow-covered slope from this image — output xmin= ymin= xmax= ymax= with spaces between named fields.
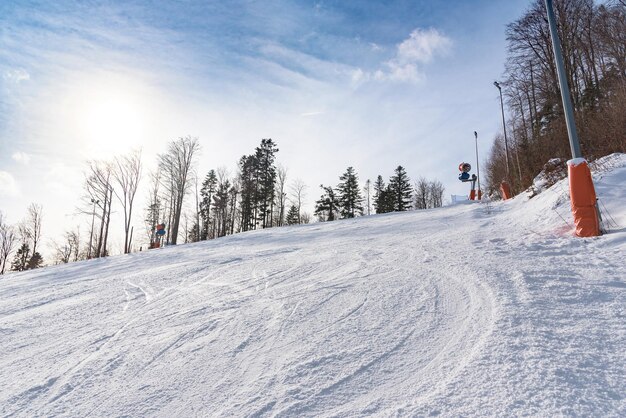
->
xmin=2 ymin=154 xmax=625 ymax=417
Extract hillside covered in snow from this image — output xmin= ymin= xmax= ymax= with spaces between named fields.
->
xmin=1 ymin=154 xmax=625 ymax=417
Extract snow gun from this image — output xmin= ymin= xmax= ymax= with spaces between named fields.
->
xmin=458 ymin=162 xmax=480 ymax=200
xmin=150 ymin=223 xmax=166 ymax=249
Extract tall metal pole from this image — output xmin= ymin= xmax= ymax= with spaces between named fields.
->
xmin=474 ymin=131 xmax=481 ymax=199
xmin=494 ymin=81 xmax=511 ymax=177
xmin=544 ymin=0 xmax=582 ymax=158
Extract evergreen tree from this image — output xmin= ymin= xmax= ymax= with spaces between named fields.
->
xmin=337 ymin=166 xmax=363 ymax=218
xmin=314 ymin=185 xmax=340 ymax=222
xmin=374 ymin=175 xmax=396 ymax=214
xmin=379 ymin=185 xmax=395 ymax=213
xmin=373 ymin=175 xmax=386 ymax=213
xmin=254 ymin=139 xmax=279 ymax=228
xmin=238 ymin=154 xmax=258 ymax=232
xmin=212 ymin=178 xmax=231 ymax=238
xmin=389 ymin=165 xmax=412 ymax=211
xmin=286 ymin=205 xmax=300 ymax=225
xmin=237 ymin=139 xmax=279 ymax=231
xmin=11 ymin=243 xmax=30 ymax=272
xmin=199 ymin=170 xmax=217 ymax=239
xmin=27 ymin=252 xmax=43 ymax=270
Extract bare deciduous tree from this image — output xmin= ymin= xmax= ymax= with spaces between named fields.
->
xmin=0 ymin=212 xmax=17 ymax=275
xmin=486 ymin=0 xmax=626 ymax=194
xmin=158 ymin=136 xmax=200 ymax=245
xmin=84 ymin=160 xmax=114 ymax=258
xmin=144 ymin=170 xmax=162 ymax=246
xmin=363 ymin=179 xmax=372 ymax=216
xmin=414 ymin=178 xmax=430 ymax=210
xmin=26 ymin=203 xmax=43 ymax=255
xmin=274 ymin=165 xmax=288 ymax=226
xmin=113 ymin=150 xmax=142 ymax=254
xmin=429 ymin=180 xmax=445 ymax=208
xmin=289 ymin=179 xmax=307 ymax=224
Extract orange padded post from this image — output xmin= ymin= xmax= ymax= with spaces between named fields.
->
xmin=568 ymin=159 xmax=600 ymax=237
xmin=499 ymin=181 xmax=511 ymax=200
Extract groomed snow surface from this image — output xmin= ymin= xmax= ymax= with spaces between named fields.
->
xmin=2 ymin=154 xmax=625 ymax=417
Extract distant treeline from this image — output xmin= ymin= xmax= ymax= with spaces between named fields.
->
xmin=0 ymin=136 xmax=446 ymax=272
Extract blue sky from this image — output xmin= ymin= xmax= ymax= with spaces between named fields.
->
xmin=0 ymin=0 xmax=531 ymax=251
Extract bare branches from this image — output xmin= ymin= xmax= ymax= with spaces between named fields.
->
xmin=84 ymin=160 xmax=114 ymax=258
xmin=488 ymin=0 xmax=626 ymax=195
xmin=289 ymin=179 xmax=307 ymax=224
xmin=26 ymin=203 xmax=43 ymax=255
xmin=113 ymin=149 xmax=142 ymax=253
xmin=157 ymin=136 xmax=200 ymax=245
xmin=0 ymin=212 xmax=17 ymax=275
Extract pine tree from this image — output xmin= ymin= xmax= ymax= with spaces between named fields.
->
xmin=337 ymin=167 xmax=363 ymax=218
xmin=286 ymin=205 xmax=300 ymax=225
xmin=255 ymin=139 xmax=279 ymax=228
xmin=238 ymin=155 xmax=258 ymax=232
xmin=27 ymin=252 xmax=43 ymax=270
xmin=212 ymin=178 xmax=231 ymax=238
xmin=389 ymin=165 xmax=412 ymax=211
xmin=373 ymin=175 xmax=386 ymax=213
xmin=374 ymin=175 xmax=396 ymax=214
xmin=314 ymin=185 xmax=340 ymax=222
xmin=11 ymin=243 xmax=30 ymax=272
xmin=380 ymin=185 xmax=395 ymax=213
xmin=200 ymin=170 xmax=218 ymax=239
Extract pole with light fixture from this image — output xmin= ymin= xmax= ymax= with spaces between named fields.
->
xmin=493 ymin=81 xmax=512 ymax=199
xmin=493 ymin=81 xmax=511 ymax=176
xmin=474 ymin=131 xmax=482 ymax=200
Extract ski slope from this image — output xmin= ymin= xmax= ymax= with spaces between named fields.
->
xmin=1 ymin=154 xmax=625 ymax=417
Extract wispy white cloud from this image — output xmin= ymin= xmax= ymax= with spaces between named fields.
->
xmin=3 ymin=69 xmax=30 ymax=83
xmin=11 ymin=151 xmax=31 ymax=164
xmin=300 ymin=111 xmax=325 ymax=117
xmin=355 ymin=28 xmax=452 ymax=84
xmin=396 ymin=28 xmax=452 ymax=65
xmin=0 ymin=171 xmax=19 ymax=197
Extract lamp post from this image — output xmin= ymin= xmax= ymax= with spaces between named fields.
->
xmin=493 ymin=81 xmax=511 ymax=178
xmin=544 ymin=0 xmax=599 ymax=236
xmin=474 ymin=131 xmax=481 ymax=200
xmin=88 ymin=198 xmax=99 ymax=259
xmin=544 ymin=0 xmax=581 ymax=158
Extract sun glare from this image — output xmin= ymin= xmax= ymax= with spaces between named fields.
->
xmin=73 ymin=77 xmax=149 ymax=158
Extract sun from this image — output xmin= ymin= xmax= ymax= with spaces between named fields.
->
xmin=82 ymin=93 xmax=145 ymax=157
xmin=72 ymin=75 xmax=150 ymax=158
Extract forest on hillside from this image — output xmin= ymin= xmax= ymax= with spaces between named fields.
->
xmin=485 ymin=0 xmax=625 ymax=195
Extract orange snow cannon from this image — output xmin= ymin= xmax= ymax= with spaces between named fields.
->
xmin=568 ymin=159 xmax=600 ymax=237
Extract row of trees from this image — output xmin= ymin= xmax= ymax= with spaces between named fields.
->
xmin=314 ymin=166 xmax=445 ymax=222
xmin=1 ymin=137 xmax=446 ymax=273
xmin=145 ymin=137 xmax=312 ymax=248
xmin=0 ymin=148 xmax=146 ymax=270
xmin=0 ymin=204 xmax=44 ymax=274
xmin=80 ymin=150 xmax=143 ymax=258
xmin=485 ymin=0 xmax=626 ymax=195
